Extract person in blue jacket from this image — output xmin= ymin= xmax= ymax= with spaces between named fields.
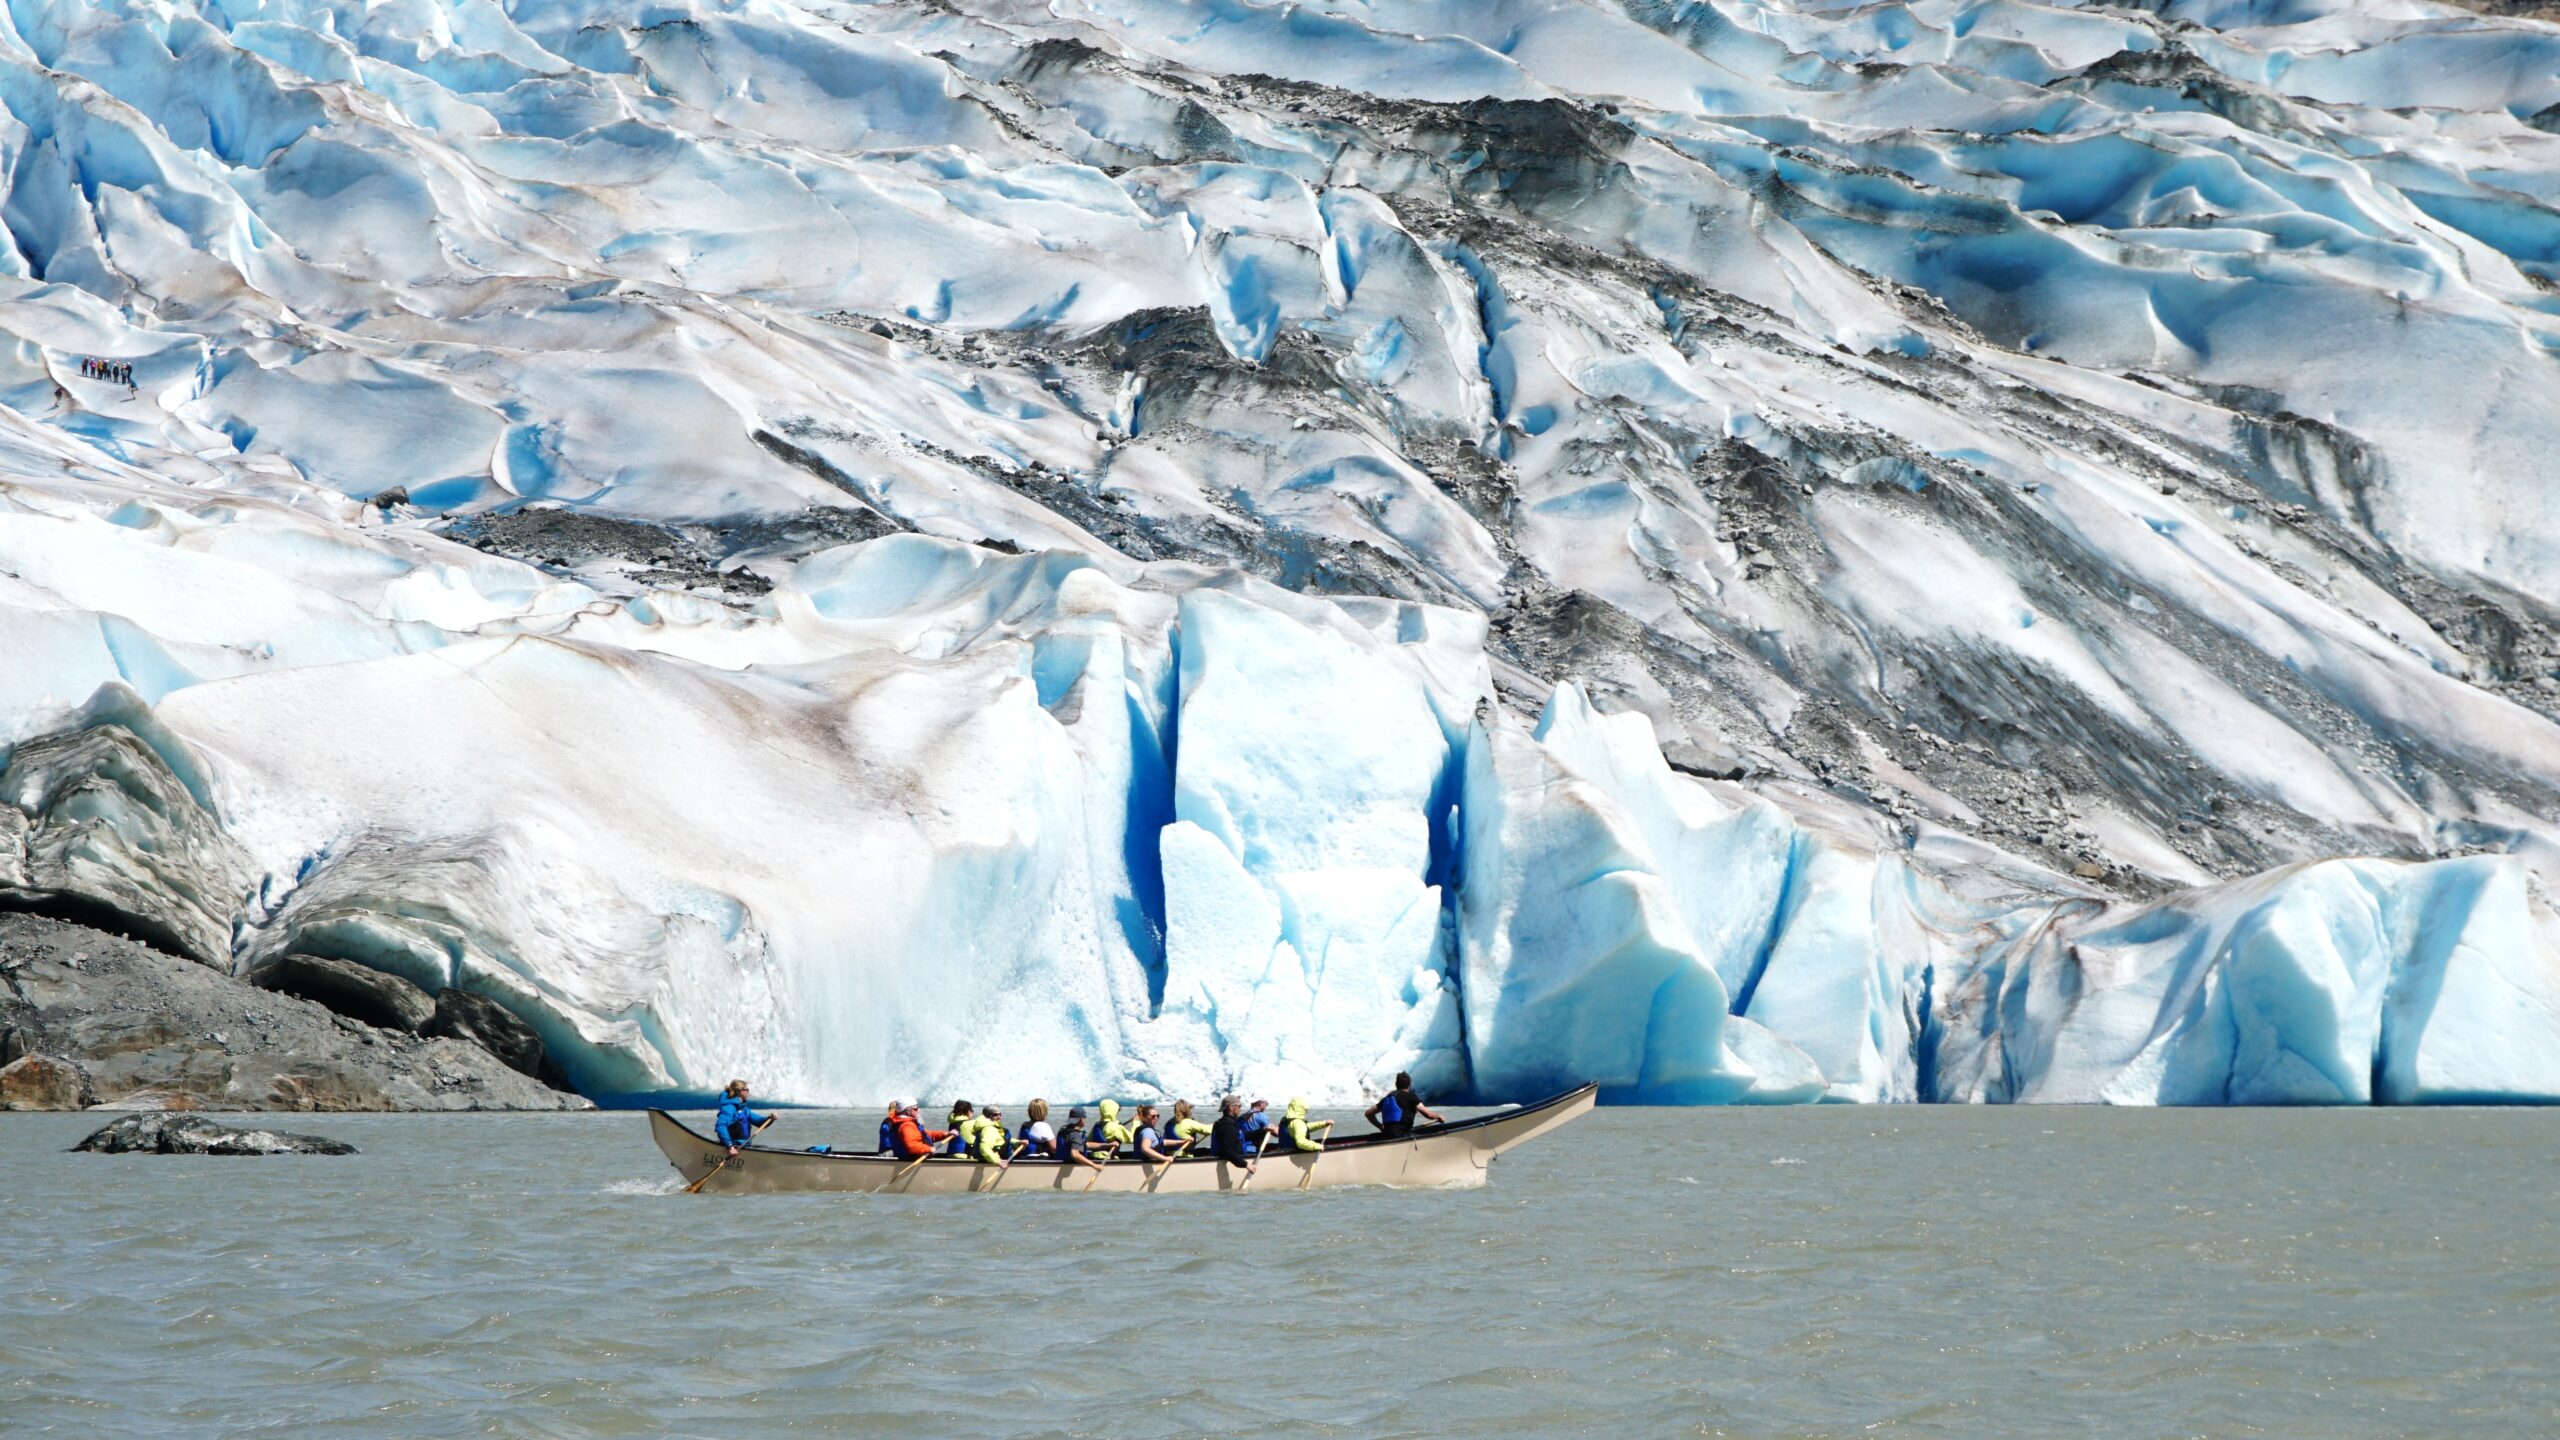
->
xmin=1237 ymin=1097 xmax=1275 ymax=1150
xmin=714 ymin=1079 xmax=772 ymax=1154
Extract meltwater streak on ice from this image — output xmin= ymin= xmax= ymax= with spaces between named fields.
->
xmin=6 ymin=1108 xmax=2559 ymax=1438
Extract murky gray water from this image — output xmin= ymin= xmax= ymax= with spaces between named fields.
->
xmin=5 ymin=1106 xmax=2556 ymax=1438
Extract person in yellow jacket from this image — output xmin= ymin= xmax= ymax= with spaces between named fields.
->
xmin=1167 ymin=1099 xmax=1214 ymax=1150
xmin=945 ymin=1100 xmax=977 ymax=1157
xmin=1095 ymin=1098 xmax=1133 ymax=1153
xmin=972 ymin=1104 xmax=1018 ymax=1165
xmin=1282 ymin=1097 xmax=1331 ymax=1151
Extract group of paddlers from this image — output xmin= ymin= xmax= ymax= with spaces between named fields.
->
xmin=75 ymin=356 xmax=134 ymax=387
xmin=711 ymin=1073 xmax=1446 ymax=1182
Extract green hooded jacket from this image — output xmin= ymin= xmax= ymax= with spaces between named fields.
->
xmin=1283 ymin=1098 xmax=1324 ymax=1152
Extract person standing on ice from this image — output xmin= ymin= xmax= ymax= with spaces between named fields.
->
xmin=887 ymin=1101 xmax=951 ymax=1158
xmin=1365 ymin=1072 xmax=1442 ymax=1137
xmin=713 ymin=1079 xmax=771 ymax=1155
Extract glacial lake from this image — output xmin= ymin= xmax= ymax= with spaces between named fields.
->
xmin=5 ymin=1105 xmax=2555 ymax=1438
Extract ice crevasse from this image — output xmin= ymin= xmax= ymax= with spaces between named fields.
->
xmin=3 ymin=484 xmax=2555 ymax=1107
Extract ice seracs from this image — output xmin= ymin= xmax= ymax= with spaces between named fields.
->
xmin=10 ymin=490 xmax=2554 ymax=1105
xmin=3 ymin=0 xmax=2560 ymax=1104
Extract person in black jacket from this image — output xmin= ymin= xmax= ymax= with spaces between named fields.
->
xmin=1208 ymin=1094 xmax=1258 ymax=1181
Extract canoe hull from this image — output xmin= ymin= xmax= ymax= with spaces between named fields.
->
xmin=651 ymin=1085 xmax=1596 ymax=1195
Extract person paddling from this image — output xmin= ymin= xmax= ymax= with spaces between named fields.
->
xmin=1237 ymin=1097 xmax=1274 ymax=1152
xmin=1282 ymin=1097 xmax=1331 ymax=1151
xmin=945 ymin=1100 xmax=977 ymax=1156
xmin=713 ymin=1079 xmax=772 ymax=1155
xmin=1168 ymin=1099 xmax=1212 ymax=1151
xmin=1210 ymin=1095 xmax=1258 ymax=1180
xmin=888 ymin=1100 xmax=951 ymax=1159
xmin=1131 ymin=1104 xmax=1182 ymax=1164
xmin=1018 ymin=1098 xmax=1057 ymax=1158
xmin=1095 ymin=1098 xmax=1133 ymax=1155
xmin=1365 ymin=1072 xmax=1443 ymax=1137
xmin=878 ymin=1101 xmax=901 ymax=1155
xmin=1055 ymin=1105 xmax=1107 ymax=1175
xmin=972 ymin=1104 xmax=1017 ymax=1165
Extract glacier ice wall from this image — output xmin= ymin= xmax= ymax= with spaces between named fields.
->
xmin=1 ymin=0 xmax=2559 ymax=1101
xmin=4 ymin=476 xmax=2556 ymax=1104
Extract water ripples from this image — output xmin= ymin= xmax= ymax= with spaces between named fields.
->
xmin=6 ymin=1106 xmax=2558 ymax=1436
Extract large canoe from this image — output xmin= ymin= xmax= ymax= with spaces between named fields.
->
xmin=651 ymin=1084 xmax=1597 ymax=1195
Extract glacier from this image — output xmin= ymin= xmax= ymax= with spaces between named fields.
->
xmin=1 ymin=0 xmax=2558 ymax=1105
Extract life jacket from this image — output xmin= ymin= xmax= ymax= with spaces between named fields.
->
xmin=947 ymin=1112 xmax=975 ymax=1155
xmin=1284 ymin=1098 xmax=1323 ymax=1151
xmin=878 ymin=1119 xmax=897 ymax=1154
xmin=890 ymin=1114 xmax=940 ymax=1158
xmin=1377 ymin=1092 xmax=1404 ymax=1126
xmin=1133 ymin=1123 xmax=1163 ymax=1156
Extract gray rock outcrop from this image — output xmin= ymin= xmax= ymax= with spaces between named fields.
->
xmin=252 ymin=953 xmax=438 ymax=1033
xmin=425 ymin=987 xmax=561 ymax=1087
xmin=1 ymin=1053 xmax=94 ymax=1109
xmin=74 ymin=1113 xmax=356 ymax=1155
xmin=0 ymin=911 xmax=589 ymax=1111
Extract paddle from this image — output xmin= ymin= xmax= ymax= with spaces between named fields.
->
xmin=1234 ymin=1130 xmax=1275 ymax=1191
xmin=684 ymin=1154 xmax=730 ymax=1194
xmin=1080 ymin=1142 xmax=1121 ymax=1188
xmin=687 ymin=1115 xmax=774 ymax=1194
xmin=1295 ymin=1120 xmax=1335 ymax=1191
xmin=997 ymin=1139 xmax=1029 ymax=1175
xmin=1146 ymin=1138 xmax=1193 ymax=1187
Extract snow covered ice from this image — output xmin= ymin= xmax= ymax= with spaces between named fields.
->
xmin=1 ymin=0 xmax=2558 ymax=1104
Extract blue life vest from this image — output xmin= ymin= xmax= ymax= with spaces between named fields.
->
xmin=878 ymin=1119 xmax=897 ymax=1154
xmin=1378 ymin=1093 xmax=1404 ymax=1126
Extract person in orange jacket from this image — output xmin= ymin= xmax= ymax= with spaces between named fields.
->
xmin=887 ymin=1100 xmax=951 ymax=1159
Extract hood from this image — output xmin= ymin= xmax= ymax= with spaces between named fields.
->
xmin=1098 ymin=1099 xmax=1119 ymax=1122
xmin=1284 ymin=1098 xmax=1308 ymax=1120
